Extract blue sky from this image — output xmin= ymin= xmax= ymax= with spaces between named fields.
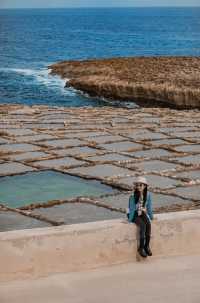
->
xmin=0 ymin=0 xmax=200 ymax=8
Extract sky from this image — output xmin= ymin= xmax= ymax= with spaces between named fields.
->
xmin=0 ymin=0 xmax=200 ymax=9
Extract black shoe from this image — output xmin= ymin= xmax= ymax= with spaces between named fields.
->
xmin=144 ymin=246 xmax=152 ymax=256
xmin=144 ymin=236 xmax=152 ymax=256
xmin=138 ymin=237 xmax=147 ymax=258
xmin=138 ymin=247 xmax=148 ymax=258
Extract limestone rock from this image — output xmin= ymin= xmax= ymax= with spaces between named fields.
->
xmin=50 ymin=57 xmax=200 ymax=109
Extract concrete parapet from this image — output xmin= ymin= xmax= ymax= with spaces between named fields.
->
xmin=0 ymin=210 xmax=200 ymax=282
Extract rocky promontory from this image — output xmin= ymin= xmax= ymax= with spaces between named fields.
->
xmin=50 ymin=57 xmax=200 ymax=109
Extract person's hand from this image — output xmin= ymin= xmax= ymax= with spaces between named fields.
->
xmin=126 ymin=208 xmax=129 ymax=214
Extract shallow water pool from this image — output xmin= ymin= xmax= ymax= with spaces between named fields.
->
xmin=0 ymin=170 xmax=114 ymax=208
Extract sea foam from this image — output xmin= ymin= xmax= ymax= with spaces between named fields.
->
xmin=0 ymin=67 xmax=76 ymax=97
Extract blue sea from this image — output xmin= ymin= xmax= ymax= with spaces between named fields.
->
xmin=0 ymin=7 xmax=200 ymax=107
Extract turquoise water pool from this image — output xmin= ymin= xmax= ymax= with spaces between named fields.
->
xmin=0 ymin=170 xmax=114 ymax=208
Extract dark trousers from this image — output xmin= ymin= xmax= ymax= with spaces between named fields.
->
xmin=134 ymin=212 xmax=151 ymax=239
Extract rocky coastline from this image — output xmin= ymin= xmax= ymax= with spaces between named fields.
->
xmin=50 ymin=56 xmax=200 ymax=109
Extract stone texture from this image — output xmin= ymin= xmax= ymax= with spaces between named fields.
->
xmin=173 ymin=170 xmax=200 ymax=180
xmin=100 ymin=193 xmax=131 ymax=209
xmin=0 ymin=211 xmax=50 ymax=232
xmin=0 ymin=143 xmax=40 ymax=154
xmin=0 ymin=138 xmax=11 ymax=144
xmin=15 ymin=134 xmax=55 ymax=143
xmin=147 ymin=138 xmax=187 ymax=146
xmin=174 ymin=144 xmax=200 ymax=153
xmin=85 ymin=135 xmax=126 ymax=144
xmin=87 ymin=153 xmax=134 ymax=163
xmin=127 ymin=148 xmax=173 ymax=159
xmin=32 ymin=203 xmax=122 ymax=225
xmin=50 ymin=57 xmax=200 ymax=109
xmin=126 ymin=160 xmax=179 ymax=172
xmin=170 ymin=185 xmax=200 ymax=200
xmin=5 ymin=151 xmax=51 ymax=162
xmin=32 ymin=157 xmax=85 ymax=169
xmin=99 ymin=141 xmax=143 ymax=152
xmin=40 ymin=139 xmax=84 ymax=148
xmin=3 ymin=129 xmax=37 ymax=136
xmin=66 ymin=164 xmax=134 ymax=179
xmin=175 ymin=131 xmax=200 ymax=138
xmin=144 ymin=174 xmax=181 ymax=189
xmin=0 ymin=162 xmax=36 ymax=176
xmin=57 ymin=146 xmax=103 ymax=156
xmin=150 ymin=192 xmax=192 ymax=208
xmin=172 ymin=155 xmax=200 ymax=166
xmin=126 ymin=131 xmax=168 ymax=141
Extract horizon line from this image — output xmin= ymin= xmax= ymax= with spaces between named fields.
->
xmin=0 ymin=6 xmax=200 ymax=9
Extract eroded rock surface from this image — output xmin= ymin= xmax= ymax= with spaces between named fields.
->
xmin=50 ymin=57 xmax=200 ymax=109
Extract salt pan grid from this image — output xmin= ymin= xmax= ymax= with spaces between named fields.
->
xmin=0 ymin=104 xmax=200 ymax=231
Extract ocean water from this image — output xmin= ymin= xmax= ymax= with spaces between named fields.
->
xmin=0 ymin=7 xmax=200 ymax=107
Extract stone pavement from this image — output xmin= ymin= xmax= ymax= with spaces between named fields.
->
xmin=0 ymin=254 xmax=200 ymax=303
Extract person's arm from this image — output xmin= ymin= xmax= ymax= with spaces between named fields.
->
xmin=128 ymin=195 xmax=136 ymax=223
xmin=146 ymin=192 xmax=154 ymax=220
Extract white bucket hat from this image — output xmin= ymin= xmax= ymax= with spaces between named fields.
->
xmin=135 ymin=176 xmax=148 ymax=185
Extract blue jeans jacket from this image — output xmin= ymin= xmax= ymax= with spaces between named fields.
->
xmin=127 ymin=192 xmax=153 ymax=223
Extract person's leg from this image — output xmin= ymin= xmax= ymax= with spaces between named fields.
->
xmin=134 ymin=216 xmax=147 ymax=258
xmin=142 ymin=213 xmax=152 ymax=256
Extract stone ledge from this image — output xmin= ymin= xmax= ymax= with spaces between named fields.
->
xmin=0 ymin=210 xmax=200 ymax=282
xmin=50 ymin=57 xmax=200 ymax=109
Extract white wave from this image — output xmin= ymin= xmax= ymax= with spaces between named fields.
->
xmin=0 ymin=67 xmax=35 ymax=76
xmin=0 ymin=67 xmax=76 ymax=97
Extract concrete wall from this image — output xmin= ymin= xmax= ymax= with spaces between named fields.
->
xmin=0 ymin=210 xmax=200 ymax=282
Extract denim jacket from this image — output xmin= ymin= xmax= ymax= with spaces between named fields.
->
xmin=127 ymin=192 xmax=153 ymax=223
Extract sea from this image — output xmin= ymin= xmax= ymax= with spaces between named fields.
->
xmin=0 ymin=7 xmax=200 ymax=107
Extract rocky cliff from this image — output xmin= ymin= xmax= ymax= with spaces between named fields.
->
xmin=50 ymin=57 xmax=200 ymax=109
